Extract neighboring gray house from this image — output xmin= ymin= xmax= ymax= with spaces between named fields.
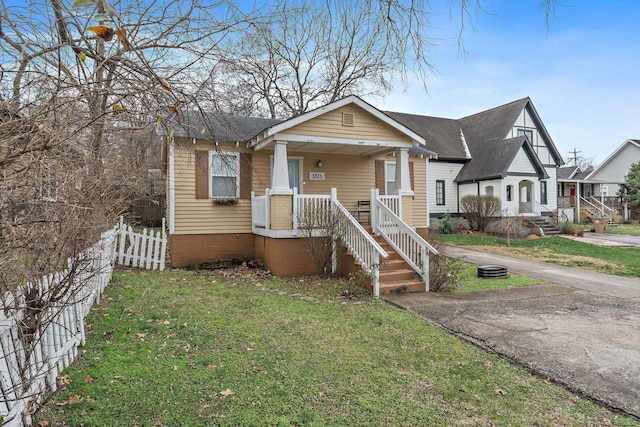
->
xmin=387 ymin=97 xmax=565 ymax=226
xmin=585 ymin=139 xmax=640 ymax=198
xmin=558 ymin=139 xmax=640 ymax=223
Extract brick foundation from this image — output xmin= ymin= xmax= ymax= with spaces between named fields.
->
xmin=170 ymin=233 xmax=255 ymax=268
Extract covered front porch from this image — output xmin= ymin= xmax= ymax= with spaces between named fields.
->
xmin=251 ymin=186 xmax=437 ymax=297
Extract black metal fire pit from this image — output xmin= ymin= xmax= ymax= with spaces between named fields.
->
xmin=477 ymin=264 xmax=508 ymax=279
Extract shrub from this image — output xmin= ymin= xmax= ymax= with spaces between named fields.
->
xmin=428 ymin=240 xmax=462 ymax=292
xmin=460 ymin=195 xmax=502 ymax=231
xmin=559 ymin=220 xmax=584 ymax=236
xmin=438 ymin=211 xmax=455 ymax=234
xmin=485 ymin=218 xmax=528 ymax=239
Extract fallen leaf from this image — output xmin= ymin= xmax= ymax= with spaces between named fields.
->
xmin=220 ymin=388 xmax=233 ymax=399
xmin=57 ymin=395 xmax=84 ymax=406
xmin=172 ymin=365 xmax=179 ymax=371
xmin=203 ymin=403 xmax=211 ymax=409
xmin=84 ymin=375 xmax=93 ymax=382
xmin=38 ymin=421 xmax=49 ymax=427
xmin=207 ymin=364 xmax=217 ymax=370
xmin=57 ymin=375 xmax=72 ymax=386
xmin=494 ymin=388 xmax=506 ymax=395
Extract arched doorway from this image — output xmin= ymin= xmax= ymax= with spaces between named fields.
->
xmin=519 ymin=180 xmax=534 ymax=213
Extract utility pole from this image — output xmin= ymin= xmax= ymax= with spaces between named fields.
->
xmin=568 ymin=148 xmax=581 ymax=166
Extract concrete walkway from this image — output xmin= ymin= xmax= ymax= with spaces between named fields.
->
xmin=385 ymin=239 xmax=640 ymax=419
xmin=444 ymin=244 xmax=640 ymax=300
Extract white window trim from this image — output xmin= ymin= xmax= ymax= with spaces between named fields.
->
xmin=385 ymin=160 xmax=396 ymax=195
xmin=209 ymin=151 xmax=240 ymax=199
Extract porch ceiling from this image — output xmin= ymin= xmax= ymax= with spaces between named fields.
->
xmin=250 ymin=133 xmax=417 ymax=157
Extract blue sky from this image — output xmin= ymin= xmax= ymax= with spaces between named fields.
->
xmin=375 ymin=1 xmax=640 ymax=167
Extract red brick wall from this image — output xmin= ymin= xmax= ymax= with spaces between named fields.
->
xmin=170 ymin=233 xmax=254 ymax=267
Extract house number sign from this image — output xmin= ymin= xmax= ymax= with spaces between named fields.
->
xmin=309 ymin=172 xmax=325 ymax=181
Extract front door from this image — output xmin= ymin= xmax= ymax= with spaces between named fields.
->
xmin=288 ymin=159 xmax=301 ymax=192
xmin=570 ymin=187 xmax=576 ymax=206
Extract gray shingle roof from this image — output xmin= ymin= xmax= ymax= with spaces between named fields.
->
xmin=557 ymin=166 xmax=580 ymax=179
xmin=455 ymin=136 xmax=548 ymax=182
xmin=164 ymin=111 xmax=283 ymax=142
xmin=164 ymin=96 xmax=560 ymax=183
xmin=459 ymin=98 xmax=529 ymax=144
xmin=385 ymin=112 xmax=466 ymax=159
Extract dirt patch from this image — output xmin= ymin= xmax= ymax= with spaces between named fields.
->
xmin=470 ymin=246 xmax=618 ymax=271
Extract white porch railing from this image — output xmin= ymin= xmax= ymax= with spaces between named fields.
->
xmin=377 ymin=194 xmax=401 ymax=217
xmin=293 ymin=189 xmax=332 ymax=232
xmin=329 ymin=189 xmax=388 ymax=297
xmin=371 ymin=192 xmax=438 ymax=292
xmin=251 ymin=189 xmax=270 ymax=232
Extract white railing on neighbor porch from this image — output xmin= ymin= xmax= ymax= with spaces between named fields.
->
xmin=371 ymin=190 xmax=438 ymax=292
xmin=581 ymin=196 xmax=614 ymax=221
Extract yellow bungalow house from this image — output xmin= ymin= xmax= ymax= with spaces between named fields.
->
xmin=163 ymin=96 xmax=438 ymax=296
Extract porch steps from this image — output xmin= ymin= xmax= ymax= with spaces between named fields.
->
xmin=371 ymin=234 xmax=425 ymax=295
xmin=528 ymin=217 xmax=561 ymax=236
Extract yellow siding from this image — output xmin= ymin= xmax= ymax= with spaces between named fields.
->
xmin=270 ymin=195 xmax=292 ymax=230
xmin=412 ymin=157 xmax=427 ymax=228
xmin=173 ymin=139 xmax=428 ymax=234
xmin=287 ymin=105 xmax=412 ymax=142
xmin=173 ymin=140 xmax=254 ymax=235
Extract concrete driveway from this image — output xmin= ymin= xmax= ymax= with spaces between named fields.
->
xmin=385 ymin=239 xmax=640 ymax=419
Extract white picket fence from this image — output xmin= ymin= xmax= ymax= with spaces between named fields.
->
xmin=114 ymin=216 xmax=167 ymax=271
xmin=0 ymin=218 xmax=167 ymax=426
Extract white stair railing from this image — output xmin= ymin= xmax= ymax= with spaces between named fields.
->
xmin=372 ymin=193 xmax=438 ymax=292
xmin=329 ymin=189 xmax=388 ymax=297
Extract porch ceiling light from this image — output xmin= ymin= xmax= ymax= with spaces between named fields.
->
xmin=316 ymin=160 xmax=323 ymax=167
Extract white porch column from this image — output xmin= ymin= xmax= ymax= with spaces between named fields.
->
xmin=576 ymin=182 xmax=581 ymax=223
xmin=270 ymin=141 xmax=293 ymax=195
xmin=395 ymin=147 xmax=414 ymax=196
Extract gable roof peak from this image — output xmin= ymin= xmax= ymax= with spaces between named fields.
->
xmin=459 ymin=97 xmax=530 ymax=121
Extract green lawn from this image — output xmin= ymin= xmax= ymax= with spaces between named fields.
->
xmin=36 ymin=269 xmax=635 ymax=426
xmin=455 ymin=262 xmax=542 ymax=291
xmin=433 ymin=233 xmax=640 ymax=277
xmin=602 ymin=223 xmax=640 ymax=236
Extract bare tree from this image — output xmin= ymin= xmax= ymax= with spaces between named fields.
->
xmin=0 ymin=0 xmax=259 ymax=417
xmin=204 ymin=0 xmax=435 ymax=118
